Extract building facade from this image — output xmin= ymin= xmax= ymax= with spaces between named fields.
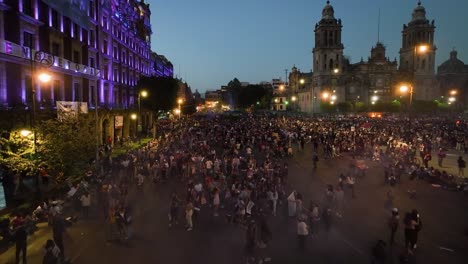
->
xmin=152 ymin=52 xmax=173 ymax=78
xmin=0 ymin=0 xmax=171 ymax=142
xmin=437 ymin=50 xmax=468 ymax=106
xmin=291 ymin=1 xmax=447 ymax=113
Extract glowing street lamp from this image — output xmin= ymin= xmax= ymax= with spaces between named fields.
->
xmin=371 ymin=95 xmax=379 ymax=102
xmin=417 ymin=45 xmax=429 ymax=54
xmin=300 ymin=79 xmax=305 ymax=85
xmin=20 ymin=129 xmax=32 ymax=137
xmin=330 ymin=95 xmax=337 ymax=101
xmin=450 ymin=90 xmax=457 ymax=96
xmin=448 ymin=97 xmax=456 ymax=103
xmin=291 ymin=96 xmax=297 ymax=102
xmin=38 ymin=72 xmax=52 ymax=83
xmin=279 ymin=85 xmax=285 ymax=91
xmin=333 ymin=68 xmax=340 ymax=74
xmin=131 ymin=113 xmax=137 ymax=120
xmin=322 ymin=92 xmax=330 ymax=100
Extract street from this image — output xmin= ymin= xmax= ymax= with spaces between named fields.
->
xmin=3 ymin=142 xmax=466 ymax=264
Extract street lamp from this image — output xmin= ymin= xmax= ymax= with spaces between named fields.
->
xmin=38 ymin=72 xmax=52 ymax=83
xmin=177 ymin=98 xmax=184 ymax=119
xmin=300 ymin=79 xmax=305 ymax=85
xmin=322 ymin=92 xmax=330 ymax=100
xmin=449 ymin=90 xmax=457 ymax=96
xmin=279 ymin=85 xmax=285 ymax=91
xmin=137 ymin=90 xmax=148 ymax=142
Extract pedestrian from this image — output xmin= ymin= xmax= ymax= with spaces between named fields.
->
xmin=80 ymin=191 xmax=91 ymax=218
xmin=14 ymin=224 xmax=27 ymax=264
xmin=245 ymin=220 xmax=257 ymax=263
xmin=297 ymin=215 xmax=309 ymax=251
xmin=334 ymin=185 xmax=344 ymax=218
xmin=42 ymin=239 xmax=60 ymax=264
xmin=346 ymin=175 xmax=356 ymax=198
xmin=457 ymin=156 xmax=466 ymax=177
xmin=185 ymin=201 xmax=194 ymax=231
xmin=322 ymin=208 xmax=333 ymax=232
xmin=388 ymin=208 xmax=399 ymax=245
xmin=411 ymin=209 xmax=422 ymax=249
xmin=309 ymin=202 xmax=320 ymax=235
xmin=313 ymin=153 xmax=319 ymax=170
xmin=371 ymin=239 xmax=387 ymax=264
xmin=168 ymin=193 xmax=180 ymax=227
xmin=287 ymin=191 xmax=297 ymax=217
xmin=403 ymin=212 xmax=415 ymax=250
xmin=52 ymin=215 xmax=67 ymax=261
xmin=437 ymin=148 xmax=446 ymax=167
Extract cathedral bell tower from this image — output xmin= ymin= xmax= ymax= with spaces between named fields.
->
xmin=312 ymin=1 xmax=344 ymax=74
xmin=399 ymin=1 xmax=438 ymax=100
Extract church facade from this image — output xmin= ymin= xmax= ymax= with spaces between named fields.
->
xmin=290 ymin=1 xmax=466 ymax=113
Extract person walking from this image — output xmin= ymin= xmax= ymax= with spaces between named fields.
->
xmin=457 ymin=156 xmax=466 ymax=177
xmin=14 ymin=224 xmax=27 ymax=264
xmin=168 ymin=193 xmax=180 ymax=228
xmin=346 ymin=175 xmax=356 ymax=198
xmin=334 ymin=185 xmax=344 ymax=218
xmin=80 ymin=191 xmax=91 ymax=218
xmin=185 ymin=201 xmax=194 ymax=231
xmin=411 ymin=210 xmax=422 ymax=249
xmin=388 ymin=208 xmax=399 ymax=246
xmin=297 ymin=215 xmax=309 ymax=251
xmin=52 ymin=215 xmax=67 ymax=261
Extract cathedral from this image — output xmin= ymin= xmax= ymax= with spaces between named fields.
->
xmin=289 ymin=1 xmax=468 ymax=113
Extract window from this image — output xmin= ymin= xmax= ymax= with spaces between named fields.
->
xmin=53 ymin=80 xmax=61 ymax=102
xmin=23 ymin=32 xmax=34 ymax=48
xmin=51 ymin=9 xmax=59 ymax=30
xmin=102 ymin=16 xmax=108 ymax=30
xmin=73 ymin=50 xmax=80 ymax=63
xmin=89 ymin=57 xmax=95 ymax=68
xmin=51 ymin=43 xmax=60 ymax=56
xmin=73 ymin=24 xmax=79 ymax=39
xmin=73 ymin=83 xmax=81 ymax=101
xmin=113 ymin=46 xmax=118 ymax=60
xmin=103 ymin=40 xmax=108 ymax=54
xmin=89 ymin=1 xmax=95 ymax=19
xmin=22 ymin=0 xmax=34 ymax=17
xmin=89 ymin=30 xmax=95 ymax=46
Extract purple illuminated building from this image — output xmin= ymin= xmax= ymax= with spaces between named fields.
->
xmin=0 ymin=0 xmax=172 ymax=109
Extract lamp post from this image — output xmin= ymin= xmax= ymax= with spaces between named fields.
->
xmin=177 ymin=98 xmax=183 ymax=119
xmin=137 ymin=90 xmax=148 ymax=142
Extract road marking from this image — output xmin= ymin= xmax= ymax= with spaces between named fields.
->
xmin=338 ymin=235 xmax=365 ymax=256
xmin=439 ymin=246 xmax=455 ymax=252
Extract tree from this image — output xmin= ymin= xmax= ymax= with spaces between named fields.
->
xmin=237 ymin=85 xmax=272 ymax=109
xmin=37 ymin=116 xmax=96 ymax=179
xmin=138 ymin=77 xmax=180 ymax=112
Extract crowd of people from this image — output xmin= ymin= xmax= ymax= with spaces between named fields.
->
xmin=2 ymin=113 xmax=467 ymax=264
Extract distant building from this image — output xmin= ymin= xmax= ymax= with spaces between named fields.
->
xmin=437 ymin=50 xmax=468 ymax=106
xmin=151 ymin=52 xmax=173 ymax=78
xmin=290 ymin=1 xmax=450 ymax=113
xmin=271 ymin=78 xmax=287 ymax=111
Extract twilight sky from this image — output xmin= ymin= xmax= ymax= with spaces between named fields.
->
xmin=148 ymin=0 xmax=468 ymax=93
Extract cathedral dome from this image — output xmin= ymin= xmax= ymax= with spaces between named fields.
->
xmin=411 ymin=1 xmax=427 ymax=22
xmin=322 ymin=1 xmax=335 ymax=20
xmin=438 ymin=50 xmax=466 ymax=74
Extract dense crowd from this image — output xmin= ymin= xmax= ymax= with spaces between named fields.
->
xmin=2 ymin=113 xmax=467 ymax=264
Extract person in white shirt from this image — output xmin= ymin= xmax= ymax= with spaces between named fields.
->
xmin=297 ymin=216 xmax=309 ymax=250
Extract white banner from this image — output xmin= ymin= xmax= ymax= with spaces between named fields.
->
xmin=56 ymin=101 xmax=88 ymax=121
xmin=115 ymin=116 xmax=123 ymax=129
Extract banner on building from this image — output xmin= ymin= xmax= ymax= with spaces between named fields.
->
xmin=56 ymin=101 xmax=89 ymax=121
xmin=43 ymin=0 xmax=90 ymax=30
xmin=115 ymin=116 xmax=124 ymax=129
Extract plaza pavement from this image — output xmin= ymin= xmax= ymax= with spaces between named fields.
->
xmin=1 ymin=144 xmax=467 ymax=264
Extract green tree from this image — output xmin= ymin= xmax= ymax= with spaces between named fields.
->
xmin=37 ymin=116 xmax=96 ymax=179
xmin=138 ymin=77 xmax=180 ymax=112
xmin=237 ymin=85 xmax=272 ymax=109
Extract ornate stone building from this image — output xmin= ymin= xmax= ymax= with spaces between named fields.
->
xmin=437 ymin=50 xmax=468 ymax=106
xmin=290 ymin=1 xmax=444 ymax=113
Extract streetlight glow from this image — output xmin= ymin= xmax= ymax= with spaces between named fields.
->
xmin=279 ymin=85 xmax=285 ymax=91
xmin=20 ymin=129 xmax=32 ymax=137
xmin=140 ymin=90 xmax=148 ymax=97
xmin=330 ymin=95 xmax=337 ymax=101
xmin=131 ymin=113 xmax=137 ymax=120
xmin=450 ymin=90 xmax=457 ymax=96
xmin=417 ymin=45 xmax=429 ymax=54
xmin=322 ymin=92 xmax=330 ymax=99
xmin=448 ymin=97 xmax=456 ymax=103
xmin=371 ymin=95 xmax=379 ymax=101
xmin=333 ymin=68 xmax=339 ymax=74
xmin=178 ymin=98 xmax=183 ymax=104
xmin=291 ymin=96 xmax=297 ymax=102
xmin=300 ymin=79 xmax=305 ymax=84
xmin=38 ymin=72 xmax=51 ymax=83
xmin=400 ymin=85 xmax=409 ymax=93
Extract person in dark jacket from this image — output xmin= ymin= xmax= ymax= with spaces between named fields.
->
xmin=43 ymin=239 xmax=60 ymax=264
xmin=15 ymin=225 xmax=28 ymax=264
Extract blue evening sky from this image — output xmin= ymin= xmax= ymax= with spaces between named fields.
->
xmin=148 ymin=0 xmax=468 ymax=93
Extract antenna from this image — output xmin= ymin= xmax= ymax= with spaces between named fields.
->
xmin=284 ymin=69 xmax=288 ymax=85
xmin=377 ymin=8 xmax=381 ymax=43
